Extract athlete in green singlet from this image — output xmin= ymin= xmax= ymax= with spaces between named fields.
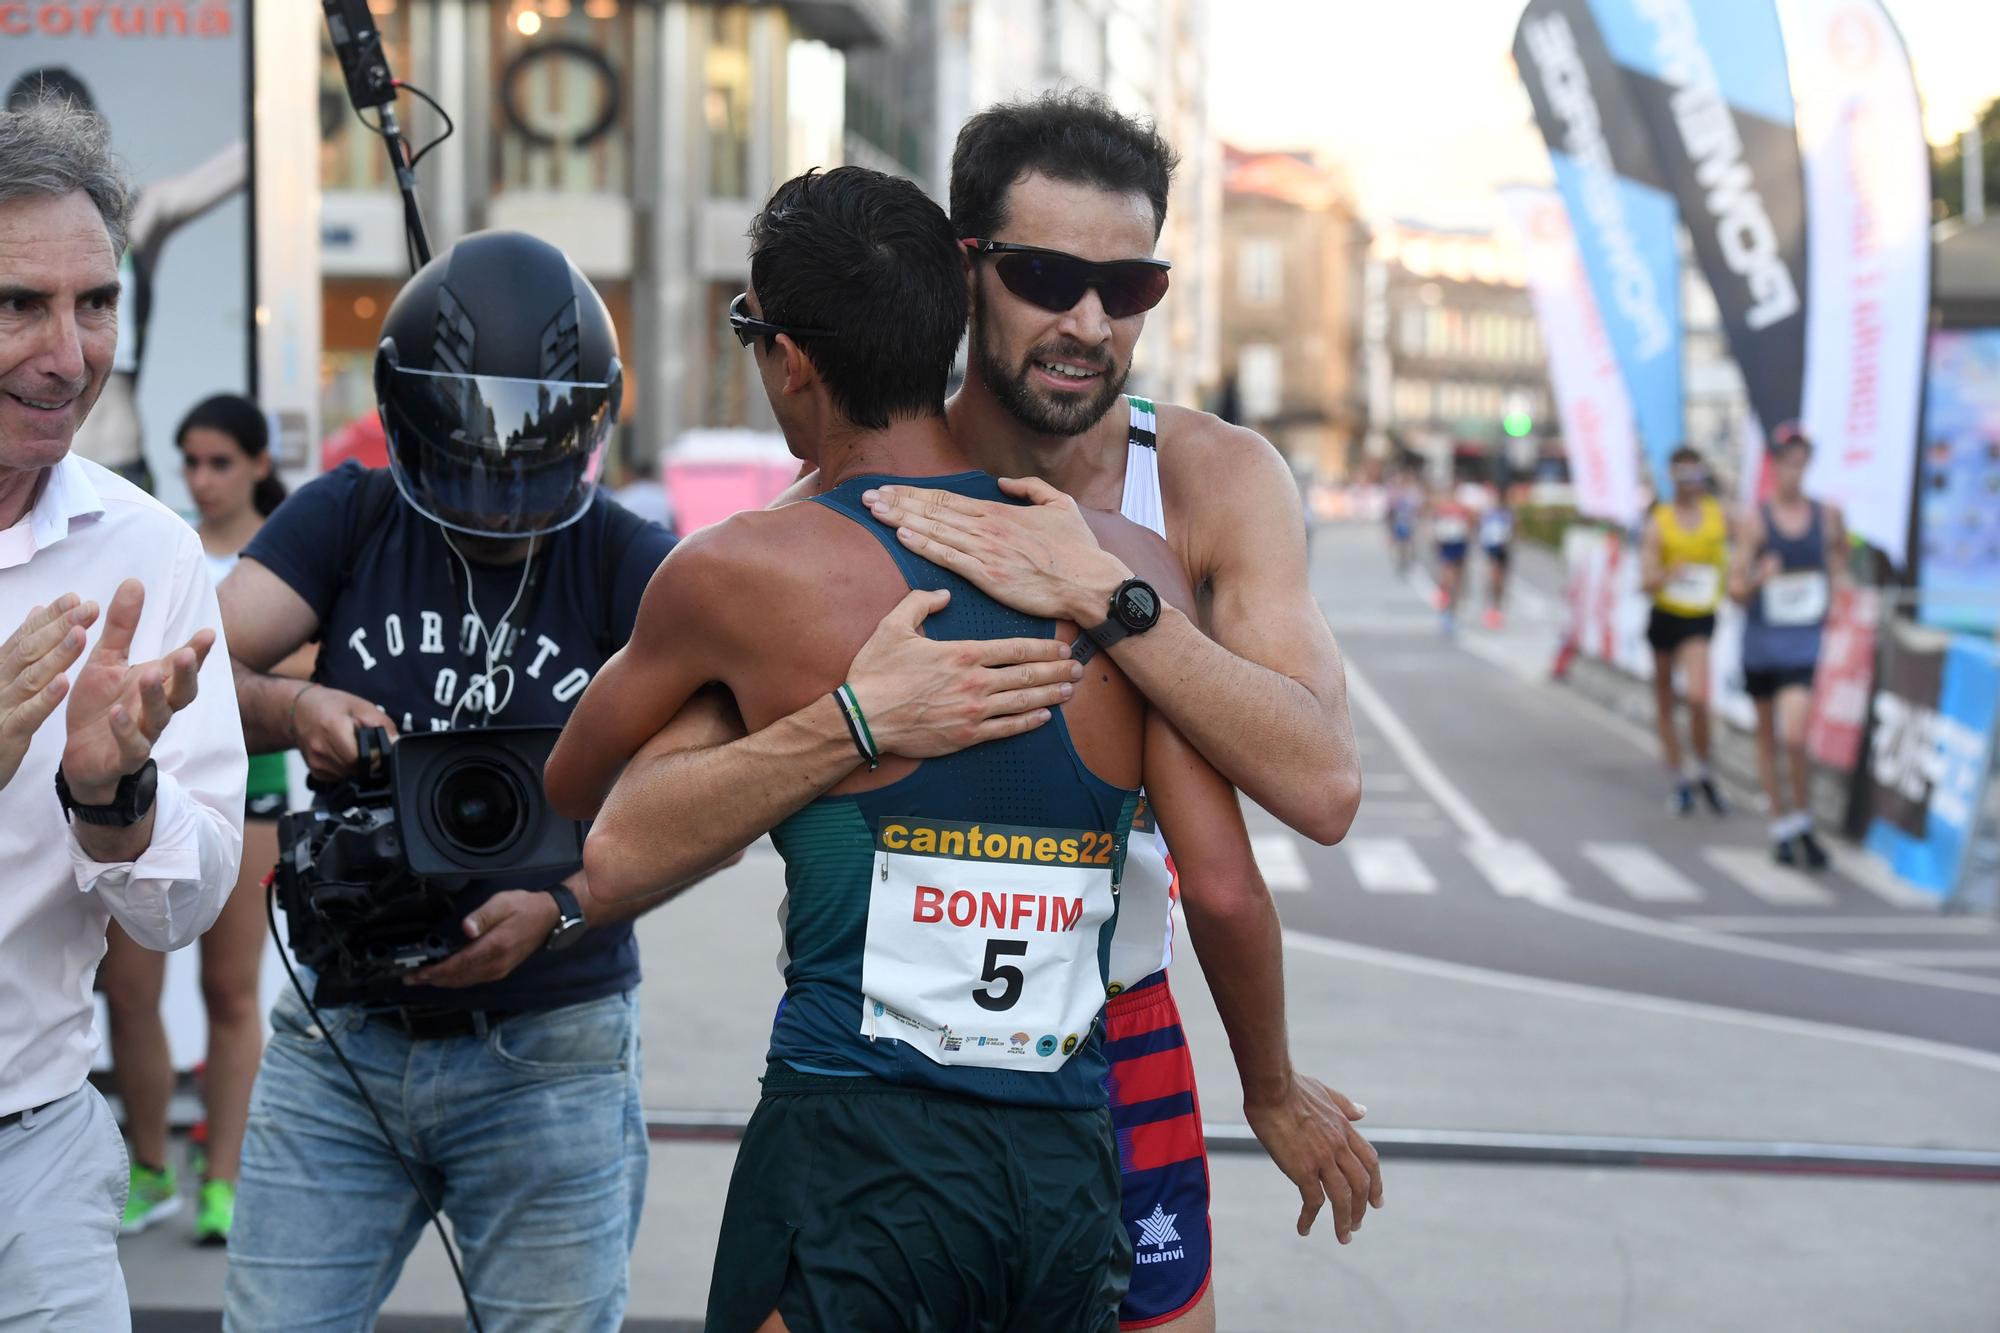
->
xmin=551 ymin=169 xmax=1281 ymax=1331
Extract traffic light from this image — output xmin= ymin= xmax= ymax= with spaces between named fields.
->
xmin=1502 ymin=410 xmax=1533 ymax=438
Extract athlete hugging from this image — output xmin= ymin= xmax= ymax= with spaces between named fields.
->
xmin=547 ymin=91 xmax=1383 ymax=1333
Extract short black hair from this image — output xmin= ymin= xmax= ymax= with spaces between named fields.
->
xmin=1670 ymin=445 xmax=1704 ymax=468
xmin=950 ymin=89 xmax=1179 ymax=243
xmin=749 ymin=167 xmax=965 ymax=432
xmin=7 ymin=67 xmax=95 ymax=115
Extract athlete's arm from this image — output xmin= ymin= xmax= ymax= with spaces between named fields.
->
xmin=1823 ymin=504 xmax=1850 ymax=589
xmin=1727 ymin=507 xmax=1766 ymax=605
xmin=1144 ymin=710 xmax=1383 ymax=1245
xmin=131 ymin=142 xmax=247 ymax=266
xmin=865 ymin=422 xmax=1361 ymax=843
xmin=1639 ymin=514 xmax=1669 ymax=595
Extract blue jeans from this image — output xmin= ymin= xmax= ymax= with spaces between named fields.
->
xmin=223 ymin=988 xmax=647 ymax=1332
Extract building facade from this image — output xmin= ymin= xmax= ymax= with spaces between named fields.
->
xmin=1360 ymin=220 xmax=1554 ymax=486
xmin=317 ymin=0 xmax=900 ymax=475
xmin=1218 ymin=147 xmax=1364 ymax=478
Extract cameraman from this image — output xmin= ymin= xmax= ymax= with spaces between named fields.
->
xmin=214 ymin=232 xmax=678 ymax=1332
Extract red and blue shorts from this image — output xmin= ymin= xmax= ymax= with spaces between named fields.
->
xmin=1104 ymin=969 xmax=1211 ymax=1328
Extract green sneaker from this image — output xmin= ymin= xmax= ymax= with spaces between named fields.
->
xmin=194 ymin=1177 xmax=235 ymax=1247
xmin=120 ymin=1162 xmax=181 ymax=1235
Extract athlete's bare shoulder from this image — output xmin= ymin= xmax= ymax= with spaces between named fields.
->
xmin=1148 ymin=401 xmax=1304 ymax=578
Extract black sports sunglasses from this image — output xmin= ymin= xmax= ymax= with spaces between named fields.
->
xmin=962 ymin=240 xmax=1171 ymax=319
xmin=728 ymin=291 xmax=838 ymax=349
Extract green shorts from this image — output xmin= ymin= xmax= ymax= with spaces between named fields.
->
xmin=704 ymin=1063 xmax=1130 ymax=1333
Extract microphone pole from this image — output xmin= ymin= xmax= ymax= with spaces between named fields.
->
xmin=321 ymin=0 xmax=432 ymax=270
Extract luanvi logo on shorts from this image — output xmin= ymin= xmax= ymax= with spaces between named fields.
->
xmin=1134 ymin=1204 xmax=1185 ymax=1265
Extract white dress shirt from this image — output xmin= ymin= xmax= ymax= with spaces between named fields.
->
xmin=0 ymin=456 xmax=245 ymax=1117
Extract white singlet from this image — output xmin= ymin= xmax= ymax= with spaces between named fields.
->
xmin=1105 ymin=396 xmax=1178 ymax=992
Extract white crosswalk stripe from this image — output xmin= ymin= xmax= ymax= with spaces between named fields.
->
xmin=1343 ymin=837 xmax=1437 ymax=893
xmin=1465 ymin=839 xmax=1566 ymax=902
xmin=1580 ymin=842 xmax=1705 ymax=903
xmin=1702 ymin=846 xmax=1838 ymax=907
xmin=1250 ymin=833 xmax=1310 ymax=892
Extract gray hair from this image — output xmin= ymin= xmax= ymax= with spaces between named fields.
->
xmin=0 ymin=98 xmax=133 ymax=255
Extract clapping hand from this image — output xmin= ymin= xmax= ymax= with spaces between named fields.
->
xmin=0 ymin=594 xmax=96 ymax=790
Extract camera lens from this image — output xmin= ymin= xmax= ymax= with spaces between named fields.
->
xmin=431 ymin=759 xmax=525 ymax=856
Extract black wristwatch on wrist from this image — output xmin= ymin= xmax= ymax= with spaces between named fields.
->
xmin=1083 ymin=578 xmax=1163 ymax=652
xmin=543 ymin=884 xmax=588 ymax=952
xmin=55 ymin=760 xmax=159 ymax=828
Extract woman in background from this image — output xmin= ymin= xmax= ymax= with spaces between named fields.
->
xmin=100 ymin=396 xmax=295 ymax=1245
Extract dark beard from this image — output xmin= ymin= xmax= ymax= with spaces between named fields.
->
xmin=970 ymin=294 xmax=1129 ymax=438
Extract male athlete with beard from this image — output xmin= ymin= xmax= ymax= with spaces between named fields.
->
xmin=552 ymin=94 xmax=1378 ymax=1332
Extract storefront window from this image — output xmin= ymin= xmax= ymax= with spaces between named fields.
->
xmin=493 ymin=0 xmax=636 ymax=194
xmin=705 ymin=7 xmax=753 ymax=198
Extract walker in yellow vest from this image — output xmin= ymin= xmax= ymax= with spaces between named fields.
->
xmin=1646 ymin=496 xmax=1728 ymax=654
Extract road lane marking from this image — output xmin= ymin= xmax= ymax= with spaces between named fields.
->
xmin=1343 ymin=838 xmax=1437 ymax=893
xmin=1678 ymin=916 xmax=1997 ymax=935
xmin=1280 ymin=929 xmax=2000 ymax=1076
xmin=1703 ymin=847 xmax=1839 ymax=907
xmin=1344 ymin=662 xmax=1501 ymax=845
xmin=1342 ymin=657 xmax=2000 ymax=996
xmin=1582 ymin=842 xmax=1706 ymax=903
xmin=1846 ymin=949 xmax=2000 ymax=969
xmin=1251 ymin=833 xmax=1310 ymax=893
xmin=1465 ymin=839 xmax=1567 ymax=901
xmin=1535 ymin=891 xmax=2000 ymax=997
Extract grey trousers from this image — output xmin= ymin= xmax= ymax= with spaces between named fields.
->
xmin=0 ymin=1085 xmax=132 ymax=1333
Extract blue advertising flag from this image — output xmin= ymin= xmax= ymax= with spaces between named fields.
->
xmin=1514 ymin=0 xmax=1684 ymax=496
xmin=1586 ymin=0 xmax=1808 ymax=458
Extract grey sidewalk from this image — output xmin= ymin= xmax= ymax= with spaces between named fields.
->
xmin=124 ymin=851 xmax=2000 ymax=1329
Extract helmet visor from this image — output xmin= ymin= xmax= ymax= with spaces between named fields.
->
xmin=378 ymin=365 xmax=618 ymax=538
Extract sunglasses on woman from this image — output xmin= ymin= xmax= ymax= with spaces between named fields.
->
xmin=962 ymin=240 xmax=1172 ymax=319
xmin=728 ymin=291 xmax=838 ymax=349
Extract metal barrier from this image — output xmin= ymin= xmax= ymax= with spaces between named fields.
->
xmin=639 ymin=1111 xmax=2000 ymax=1182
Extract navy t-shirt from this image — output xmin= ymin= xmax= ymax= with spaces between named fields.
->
xmin=244 ymin=461 xmax=675 ymax=1011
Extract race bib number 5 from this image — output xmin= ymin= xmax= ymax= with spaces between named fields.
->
xmin=860 ymin=817 xmax=1119 ymax=1070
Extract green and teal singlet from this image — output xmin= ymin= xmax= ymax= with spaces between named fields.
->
xmin=766 ymin=472 xmax=1140 ymax=1110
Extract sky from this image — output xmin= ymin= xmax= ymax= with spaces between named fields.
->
xmin=1208 ymin=0 xmax=2000 ymax=232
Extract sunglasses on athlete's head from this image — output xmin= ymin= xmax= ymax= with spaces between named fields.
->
xmin=728 ymin=291 xmax=838 ymax=350
xmin=962 ymin=240 xmax=1172 ymax=319
xmin=1671 ymin=466 xmax=1707 ymax=487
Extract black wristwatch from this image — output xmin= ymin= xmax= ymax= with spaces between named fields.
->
xmin=543 ymin=884 xmax=588 ymax=952
xmin=1083 ymin=578 xmax=1163 ymax=652
xmin=55 ymin=760 xmax=159 ymax=828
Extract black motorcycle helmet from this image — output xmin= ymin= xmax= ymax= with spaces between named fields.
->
xmin=373 ymin=230 xmax=622 ymax=538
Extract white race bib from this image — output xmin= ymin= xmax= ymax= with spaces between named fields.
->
xmin=860 ymin=817 xmax=1119 ymax=1071
xmin=1762 ymin=571 xmax=1829 ymax=627
xmin=1433 ymin=515 xmax=1470 ymax=544
xmin=1665 ymin=564 xmax=1721 ymax=609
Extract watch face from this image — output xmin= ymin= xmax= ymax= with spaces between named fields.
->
xmin=1117 ymin=581 xmax=1160 ymax=628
